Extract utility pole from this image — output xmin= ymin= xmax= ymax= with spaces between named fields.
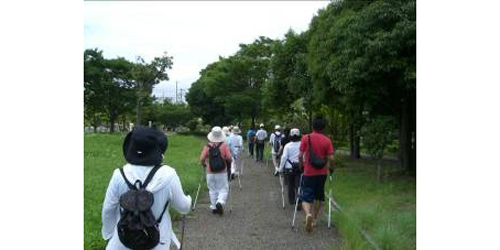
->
xmin=175 ymin=81 xmax=178 ymax=104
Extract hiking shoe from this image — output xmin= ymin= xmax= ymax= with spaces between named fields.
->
xmin=212 ymin=209 xmax=217 ymax=214
xmin=216 ymin=202 xmax=224 ymax=215
xmin=231 ymin=173 xmax=235 ymax=180
xmin=305 ymin=214 xmax=313 ymax=233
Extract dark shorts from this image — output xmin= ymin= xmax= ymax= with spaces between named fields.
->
xmin=300 ymin=175 xmax=327 ymax=203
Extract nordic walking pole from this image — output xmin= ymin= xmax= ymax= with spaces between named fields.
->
xmin=192 ymin=169 xmax=205 ymax=211
xmin=328 ymin=169 xmax=334 ymax=229
xmin=292 ymin=174 xmax=303 ymax=229
xmin=279 ymin=173 xmax=285 ymax=209
xmin=237 ymin=172 xmax=242 ymax=190
xmin=180 ymin=191 xmax=189 ymax=250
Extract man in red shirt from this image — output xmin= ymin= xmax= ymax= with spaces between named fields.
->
xmin=298 ymin=116 xmax=335 ymax=233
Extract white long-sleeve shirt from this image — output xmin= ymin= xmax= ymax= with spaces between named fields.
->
xmin=255 ymin=129 xmax=268 ymax=141
xmin=229 ymin=134 xmax=243 ymax=158
xmin=279 ymin=141 xmax=301 ymax=172
xmin=101 ymin=163 xmax=192 ymax=250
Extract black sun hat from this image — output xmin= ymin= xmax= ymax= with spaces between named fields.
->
xmin=122 ymin=126 xmax=168 ymax=166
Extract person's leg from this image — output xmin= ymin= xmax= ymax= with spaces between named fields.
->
xmin=231 ymin=157 xmax=236 ymax=176
xmin=272 ymin=153 xmax=279 ymax=172
xmin=206 ymin=174 xmax=217 ymax=210
xmin=236 ymin=154 xmax=242 ymax=175
xmin=300 ymin=176 xmax=314 ymax=232
xmin=217 ymin=173 xmax=229 ymax=205
xmin=261 ymin=144 xmax=265 ymax=161
xmin=313 ymin=200 xmax=322 ymax=221
xmin=249 ymin=142 xmax=254 ymax=157
xmin=255 ymin=143 xmax=261 ymax=161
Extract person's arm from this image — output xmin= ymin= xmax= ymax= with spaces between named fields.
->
xmin=269 ymin=133 xmax=274 ymax=146
xmin=101 ymin=170 xmax=121 ymax=240
xmin=279 ymin=146 xmax=288 ymax=172
xmin=328 ymin=154 xmax=335 ymax=174
xmin=199 ymin=146 xmax=208 ymax=168
xmin=169 ymin=173 xmax=192 ymax=214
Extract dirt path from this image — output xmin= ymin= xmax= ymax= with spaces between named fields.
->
xmin=175 ymin=156 xmax=340 ymax=249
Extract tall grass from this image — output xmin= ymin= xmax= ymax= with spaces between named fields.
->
xmin=84 ymin=133 xmax=206 ymax=250
xmin=326 ymin=157 xmax=416 ymax=249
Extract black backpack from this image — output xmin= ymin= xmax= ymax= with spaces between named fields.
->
xmin=308 ymin=135 xmax=328 ymax=169
xmin=286 ymin=159 xmax=301 ymax=175
xmin=273 ymin=133 xmax=282 ymax=153
xmin=117 ymin=165 xmax=169 ymax=250
xmin=208 ymin=142 xmax=226 ymax=172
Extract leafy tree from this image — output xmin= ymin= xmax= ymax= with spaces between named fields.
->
xmin=361 ymin=116 xmax=395 ymax=181
xmin=84 ymin=49 xmax=136 ymax=133
xmin=133 ymin=53 xmax=173 ymax=125
xmin=307 ymin=0 xmax=416 ymax=172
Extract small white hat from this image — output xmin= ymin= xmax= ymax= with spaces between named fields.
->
xmin=290 ymin=128 xmax=301 ymax=136
xmin=207 ymin=126 xmax=226 ymax=142
xmin=259 ymin=123 xmax=265 ymax=128
xmin=275 ymin=125 xmax=281 ymax=130
xmin=222 ymin=126 xmax=230 ymax=136
xmin=232 ymin=126 xmax=241 ymax=134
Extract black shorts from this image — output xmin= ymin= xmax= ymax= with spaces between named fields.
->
xmin=300 ymin=175 xmax=327 ymax=203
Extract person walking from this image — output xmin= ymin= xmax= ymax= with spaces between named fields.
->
xmin=269 ymin=125 xmax=283 ymax=175
xmin=101 ymin=126 xmax=192 ymax=250
xmin=255 ymin=123 xmax=268 ymax=162
xmin=278 ymin=128 xmax=302 ymax=205
xmin=298 ymin=116 xmax=335 ymax=233
xmin=229 ymin=126 xmax=243 ymax=178
xmin=246 ymin=126 xmax=256 ymax=158
xmin=199 ymin=126 xmax=233 ymax=215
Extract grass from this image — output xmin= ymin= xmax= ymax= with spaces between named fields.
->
xmin=326 ymin=156 xmax=416 ymax=249
xmin=84 ymin=133 xmax=206 ymax=250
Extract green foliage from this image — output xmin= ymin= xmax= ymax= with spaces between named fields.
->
xmin=84 ymin=48 xmax=136 ymax=132
xmin=361 ymin=116 xmax=395 ymax=160
xmin=327 ymin=156 xmax=416 ymax=249
xmin=84 ymin=134 xmax=206 ymax=250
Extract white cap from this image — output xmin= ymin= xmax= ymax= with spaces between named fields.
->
xmin=260 ymin=123 xmax=265 ymax=128
xmin=290 ymin=128 xmax=300 ymax=136
xmin=222 ymin=126 xmax=230 ymax=136
xmin=275 ymin=125 xmax=281 ymax=130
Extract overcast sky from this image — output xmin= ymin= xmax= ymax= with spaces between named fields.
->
xmin=84 ymin=1 xmax=330 ymax=101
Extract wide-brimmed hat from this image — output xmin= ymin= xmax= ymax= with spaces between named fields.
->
xmin=222 ymin=126 xmax=230 ymax=136
xmin=232 ymin=126 xmax=241 ymax=134
xmin=122 ymin=126 xmax=168 ymax=166
xmin=208 ymin=126 xmax=226 ymax=142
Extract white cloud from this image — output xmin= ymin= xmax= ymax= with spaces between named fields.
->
xmin=84 ymin=1 xmax=329 ymax=100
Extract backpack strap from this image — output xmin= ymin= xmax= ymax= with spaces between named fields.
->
xmin=142 ymin=164 xmax=162 ymax=189
xmin=156 ymin=200 xmax=170 ymax=223
xmin=119 ymin=167 xmax=136 ymax=190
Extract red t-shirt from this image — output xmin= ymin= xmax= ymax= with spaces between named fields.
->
xmin=300 ymin=131 xmax=334 ymax=176
xmin=200 ymin=142 xmax=232 ymax=173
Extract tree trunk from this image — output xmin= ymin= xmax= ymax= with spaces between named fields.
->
xmin=136 ymin=96 xmax=142 ymax=125
xmin=109 ymin=115 xmax=116 ymax=133
xmin=400 ymin=92 xmax=416 ymax=175
xmin=349 ymin=123 xmax=361 ymax=159
xmin=93 ymin=125 xmax=97 ymax=133
xmin=377 ymin=159 xmax=382 ymax=182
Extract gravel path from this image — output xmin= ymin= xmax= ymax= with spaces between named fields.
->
xmin=174 ymin=156 xmax=340 ymax=249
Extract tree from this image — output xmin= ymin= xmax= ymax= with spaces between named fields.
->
xmin=361 ymin=116 xmax=395 ymax=181
xmin=84 ymin=49 xmax=136 ymax=133
xmin=307 ymin=0 xmax=416 ymax=171
xmin=133 ymin=52 xmax=173 ymax=125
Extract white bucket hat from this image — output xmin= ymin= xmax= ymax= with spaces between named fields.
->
xmin=275 ymin=125 xmax=281 ymax=130
xmin=207 ymin=126 xmax=226 ymax=142
xmin=222 ymin=126 xmax=230 ymax=136
xmin=232 ymin=126 xmax=241 ymax=134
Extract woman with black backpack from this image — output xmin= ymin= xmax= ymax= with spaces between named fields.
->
xmin=101 ymin=126 xmax=192 ymax=250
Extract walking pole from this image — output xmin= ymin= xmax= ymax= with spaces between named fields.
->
xmin=237 ymin=172 xmax=242 ymax=190
xmin=192 ymin=169 xmax=205 ymax=211
xmin=180 ymin=192 xmax=188 ymax=250
xmin=228 ymin=177 xmax=233 ymax=214
xmin=291 ymin=174 xmax=303 ymax=229
xmin=328 ymin=170 xmax=334 ymax=229
xmin=279 ymin=173 xmax=285 ymax=209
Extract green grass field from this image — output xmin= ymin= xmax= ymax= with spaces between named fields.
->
xmin=327 ymin=155 xmax=416 ymax=249
xmin=84 ymin=133 xmax=206 ymax=250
